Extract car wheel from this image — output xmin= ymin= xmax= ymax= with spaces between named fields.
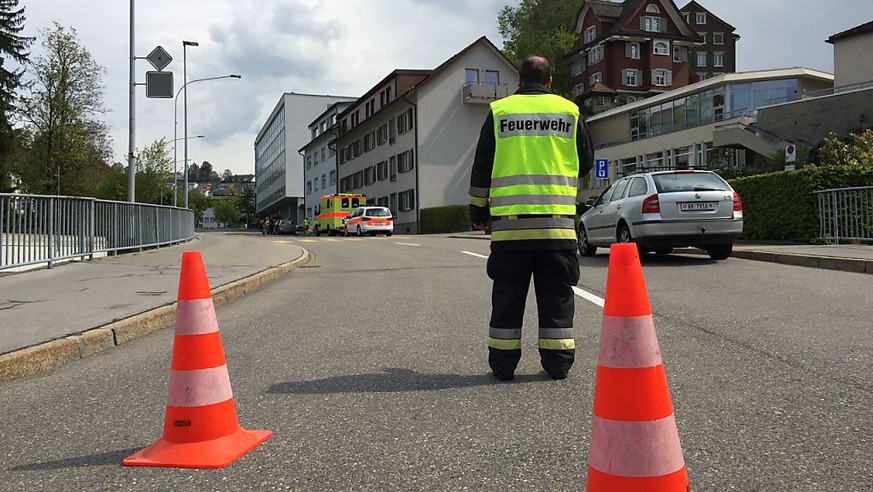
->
xmin=328 ymin=228 xmax=336 ymax=237
xmin=706 ymin=243 xmax=732 ymax=260
xmin=655 ymin=247 xmax=673 ymax=256
xmin=617 ymin=222 xmax=633 ymax=244
xmin=386 ymin=232 xmax=392 ymax=237
xmin=577 ymin=226 xmax=597 ymax=256
xmin=356 ymin=226 xmax=363 ymax=237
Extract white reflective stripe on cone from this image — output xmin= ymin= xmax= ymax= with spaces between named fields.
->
xmin=598 ymin=315 xmax=662 ymax=369
xmin=589 ymin=414 xmax=685 ymax=478
xmin=167 ymin=365 xmax=234 ymax=407
xmin=174 ymin=298 xmax=220 ymax=336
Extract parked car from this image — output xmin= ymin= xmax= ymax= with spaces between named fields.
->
xmin=275 ymin=219 xmax=298 ymax=235
xmin=577 ymin=170 xmax=743 ymax=260
xmin=343 ymin=206 xmax=394 ymax=236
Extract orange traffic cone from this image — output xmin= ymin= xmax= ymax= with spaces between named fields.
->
xmin=123 ymin=251 xmax=271 ymax=469
xmin=585 ymin=243 xmax=690 ymax=491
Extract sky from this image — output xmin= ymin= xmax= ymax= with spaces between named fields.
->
xmin=16 ymin=0 xmax=873 ymax=176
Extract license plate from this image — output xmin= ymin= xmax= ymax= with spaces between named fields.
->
xmin=372 ymin=220 xmax=385 ymax=225
xmin=679 ymin=202 xmax=716 ymax=211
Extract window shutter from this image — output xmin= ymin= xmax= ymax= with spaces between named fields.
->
xmin=626 ymin=42 xmax=632 ymax=58
xmin=667 ymin=71 xmax=673 ymax=86
xmin=640 ymin=17 xmax=646 ymax=30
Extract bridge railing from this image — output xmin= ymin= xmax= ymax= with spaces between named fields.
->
xmin=814 ymin=186 xmax=873 ymax=244
xmin=1 ymin=193 xmax=194 ymax=271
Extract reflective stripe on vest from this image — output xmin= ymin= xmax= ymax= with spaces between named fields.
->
xmin=490 ymin=94 xmax=580 ymax=239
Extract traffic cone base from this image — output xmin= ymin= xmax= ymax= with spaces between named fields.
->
xmin=123 ymin=428 xmax=272 ymax=469
xmin=587 ymin=466 xmax=689 ymax=492
xmin=123 ymin=251 xmax=271 ymax=469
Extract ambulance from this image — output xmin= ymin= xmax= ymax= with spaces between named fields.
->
xmin=314 ymin=193 xmax=366 ymax=236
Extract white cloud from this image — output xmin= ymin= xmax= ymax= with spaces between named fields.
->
xmin=16 ymin=0 xmax=873 ymax=176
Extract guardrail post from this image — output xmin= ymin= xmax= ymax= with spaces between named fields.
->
xmin=832 ymin=191 xmax=840 ymax=244
xmin=112 ymin=202 xmax=118 ymax=256
xmin=137 ymin=204 xmax=143 ymax=252
xmin=155 ymin=206 xmax=160 ymax=249
xmin=47 ymin=197 xmax=54 ymax=269
xmin=89 ymin=199 xmax=95 ymax=260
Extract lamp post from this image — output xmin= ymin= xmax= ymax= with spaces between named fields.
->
xmin=173 ymin=72 xmax=241 ymax=207
xmin=169 ymin=135 xmax=204 ymax=206
xmin=182 ymin=40 xmax=199 ymax=209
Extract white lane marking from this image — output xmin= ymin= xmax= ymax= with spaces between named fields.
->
xmin=462 ymin=250 xmax=489 ymax=259
xmin=396 ymin=242 xmax=420 ymax=247
xmin=461 ymin=251 xmax=605 ymax=307
xmin=572 ymin=286 xmax=605 ymax=308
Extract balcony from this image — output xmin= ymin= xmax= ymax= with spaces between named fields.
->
xmin=462 ymin=83 xmax=510 ymax=104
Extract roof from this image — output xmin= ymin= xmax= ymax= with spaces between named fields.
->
xmin=587 ymin=67 xmax=834 ymax=122
xmin=337 ymin=36 xmax=517 ymax=122
xmin=679 ymin=0 xmax=736 ymax=31
xmin=585 ymin=81 xmax=619 ymax=95
xmin=827 ymin=20 xmax=873 ymax=44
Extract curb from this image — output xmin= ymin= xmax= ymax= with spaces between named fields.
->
xmin=730 ymin=250 xmax=872 ymax=275
xmin=0 ymin=249 xmax=311 ymax=384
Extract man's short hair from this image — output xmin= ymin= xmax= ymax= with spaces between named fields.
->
xmin=519 ymin=56 xmax=551 ymax=85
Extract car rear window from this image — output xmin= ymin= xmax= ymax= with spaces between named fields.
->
xmin=366 ymin=208 xmax=391 ymax=217
xmin=652 ymin=172 xmax=730 ymax=193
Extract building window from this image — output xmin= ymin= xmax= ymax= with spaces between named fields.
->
xmin=377 ymin=124 xmax=388 ymax=145
xmin=398 ymin=189 xmax=415 ymax=212
xmin=321 ymin=174 xmax=326 ymax=189
xmin=485 ymin=70 xmax=499 ymax=85
xmin=397 ymin=108 xmax=414 ymax=134
xmin=590 ymin=72 xmax=602 ymax=86
xmin=622 ymin=69 xmax=640 ymax=87
xmin=306 ymin=181 xmax=312 ymax=194
xmin=377 ymin=160 xmax=388 ymax=181
xmin=673 ymin=46 xmax=687 ymax=62
xmin=313 ymin=178 xmax=318 ymax=191
xmin=398 ymin=149 xmax=414 ymax=173
xmin=571 ymin=59 xmax=586 ymax=76
xmin=330 ymin=170 xmax=336 ymax=185
xmin=653 ymin=40 xmax=669 ymax=55
xmin=653 ymin=69 xmax=671 ymax=87
xmin=465 ymin=68 xmax=479 ymax=84
xmin=713 ymin=32 xmax=724 ymax=45
xmin=389 ymin=118 xmax=396 ymax=144
xmin=320 ymin=147 xmax=326 ymax=162
xmin=698 ymin=32 xmax=707 ymax=43
xmin=696 ymin=12 xmax=706 ymax=24
xmin=573 ymin=83 xmax=585 ymax=97
xmin=305 ymin=156 xmax=311 ymax=170
xmin=389 ymin=155 xmax=397 ymax=181
xmin=597 ymin=96 xmax=611 ymax=107
xmin=626 ymin=42 xmax=640 ymax=59
xmin=646 ymin=4 xmax=660 ymax=13
xmin=588 ymin=44 xmax=604 ymax=65
xmin=364 ymin=166 xmax=376 ymax=185
xmin=363 ymin=132 xmax=376 ymax=152
xmin=713 ymin=52 xmax=725 ymax=67
xmin=696 ymin=51 xmax=708 ymax=67
xmin=584 ymin=25 xmax=596 ymax=44
xmin=641 ymin=16 xmax=665 ymax=32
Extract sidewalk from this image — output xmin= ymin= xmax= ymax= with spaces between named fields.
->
xmin=450 ymin=231 xmax=873 ymax=274
xmin=0 ymin=231 xmax=309 ymax=383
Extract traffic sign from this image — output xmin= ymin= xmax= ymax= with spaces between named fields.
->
xmin=785 ymin=144 xmax=796 ymax=163
xmin=147 ymin=46 xmax=172 ymax=71
xmin=145 ymin=71 xmax=174 ymax=98
xmin=595 ymin=158 xmax=609 ymax=180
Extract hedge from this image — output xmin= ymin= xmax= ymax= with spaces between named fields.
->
xmin=419 ymin=205 xmax=471 ymax=234
xmin=728 ymin=166 xmax=873 ymax=241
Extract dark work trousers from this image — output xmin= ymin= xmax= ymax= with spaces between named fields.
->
xmin=486 ymin=249 xmax=580 ymax=376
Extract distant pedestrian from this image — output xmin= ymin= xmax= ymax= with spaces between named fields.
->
xmin=468 ymin=55 xmax=594 ymax=381
xmin=303 ymin=217 xmax=311 ymax=234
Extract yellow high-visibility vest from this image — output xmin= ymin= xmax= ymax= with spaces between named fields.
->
xmin=489 ymin=94 xmax=580 ymax=242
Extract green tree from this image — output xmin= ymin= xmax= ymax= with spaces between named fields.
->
xmin=812 ymin=130 xmax=873 ymax=167
xmin=17 ymin=23 xmax=111 ymax=196
xmin=222 ymin=168 xmax=232 ymax=180
xmin=235 ymin=185 xmax=256 ymax=226
xmin=213 ymin=198 xmax=238 ymax=226
xmin=0 ymin=0 xmax=34 ymax=192
xmin=497 ymin=0 xmax=584 ymax=96
xmin=188 ymin=190 xmax=211 ymax=226
xmin=134 ymin=138 xmax=172 ymax=204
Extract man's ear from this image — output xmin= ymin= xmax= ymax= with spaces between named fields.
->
xmin=545 ymin=76 xmax=553 ymax=89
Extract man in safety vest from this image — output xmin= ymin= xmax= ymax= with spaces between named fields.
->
xmin=469 ymin=56 xmax=594 ymax=381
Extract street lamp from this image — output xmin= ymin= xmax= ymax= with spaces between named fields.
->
xmin=169 ymin=134 xmax=204 ymax=206
xmin=173 ymin=71 xmax=241 ymax=208
xmin=182 ymin=40 xmax=199 ymax=209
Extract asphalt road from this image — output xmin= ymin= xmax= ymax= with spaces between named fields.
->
xmin=0 ymin=234 xmax=871 ymax=491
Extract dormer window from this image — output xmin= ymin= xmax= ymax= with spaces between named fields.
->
xmin=584 ymin=25 xmax=597 ymax=44
xmin=696 ymin=12 xmax=707 ymax=24
xmin=646 ymin=4 xmax=660 ymax=14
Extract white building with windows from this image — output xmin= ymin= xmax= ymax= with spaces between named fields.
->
xmin=254 ymin=93 xmax=355 ymax=222
xmin=333 ymin=36 xmax=518 ymax=233
xmin=300 ymin=101 xmax=353 ymax=221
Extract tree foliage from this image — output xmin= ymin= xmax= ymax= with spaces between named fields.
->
xmin=17 ymin=23 xmax=111 ymax=195
xmin=812 ymin=130 xmax=873 ymax=167
xmin=213 ymin=198 xmax=238 ymax=226
xmin=497 ymin=0 xmax=584 ymax=96
xmin=0 ymin=0 xmax=33 ymax=192
xmin=133 ymin=138 xmax=172 ymax=204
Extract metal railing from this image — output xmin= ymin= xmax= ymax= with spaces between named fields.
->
xmin=814 ymin=186 xmax=873 ymax=243
xmin=1 ymin=193 xmax=195 ymax=271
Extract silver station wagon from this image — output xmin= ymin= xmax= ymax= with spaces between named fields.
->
xmin=577 ymin=170 xmax=744 ymax=260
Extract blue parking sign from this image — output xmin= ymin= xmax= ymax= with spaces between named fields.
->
xmin=595 ymin=159 xmax=609 ymax=180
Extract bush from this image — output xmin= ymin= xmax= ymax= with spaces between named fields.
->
xmin=729 ymin=165 xmax=873 ymax=241
xmin=419 ymin=205 xmax=471 ymax=234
